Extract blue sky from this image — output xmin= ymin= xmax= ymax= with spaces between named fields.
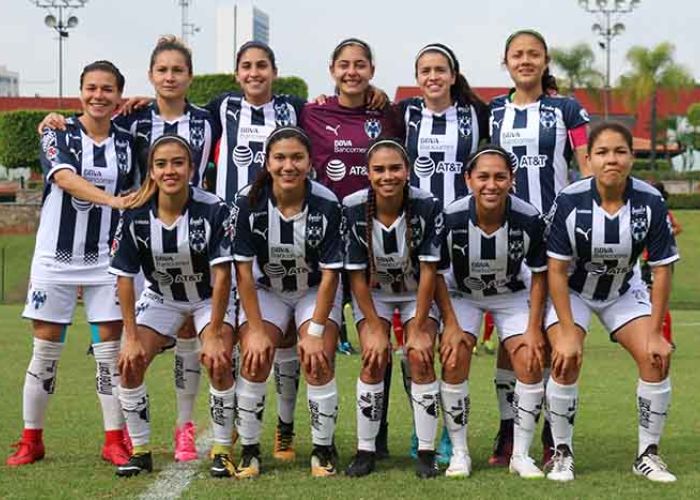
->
xmin=2 ymin=0 xmax=698 ymax=99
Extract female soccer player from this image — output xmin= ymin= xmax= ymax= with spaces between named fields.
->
xmin=438 ymin=144 xmax=548 ymax=478
xmin=343 ymin=139 xmax=444 ymax=479
xmin=37 ymin=36 xmax=222 ymax=462
xmin=487 ymin=29 xmax=590 ymax=466
xmin=544 ymin=122 xmax=677 ymax=482
xmin=7 ymin=61 xmax=136 ymax=467
xmin=110 ymin=134 xmax=237 ymax=477
xmin=232 ymin=126 xmax=343 ymax=478
xmin=399 ymin=42 xmax=490 ymax=462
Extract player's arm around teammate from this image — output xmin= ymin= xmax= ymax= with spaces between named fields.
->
xmin=544 ymin=122 xmax=677 ymax=483
xmin=110 ymin=135 xmax=237 ymax=478
xmin=232 ymin=126 xmax=343 ymax=478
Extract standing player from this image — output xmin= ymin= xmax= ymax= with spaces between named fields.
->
xmin=37 ymin=36 xmax=223 ymax=463
xmin=6 ymin=61 xmax=136 ymax=467
xmin=438 ymin=144 xmax=549 ymax=478
xmin=399 ymin=42 xmax=490 ymax=462
xmin=231 ymin=126 xmax=343 ymax=478
xmin=488 ymin=29 xmax=590 ymax=466
xmin=110 ymin=135 xmax=237 ymax=477
xmin=544 ymin=122 xmax=677 ymax=482
xmin=343 ymin=139 xmax=444 ymax=478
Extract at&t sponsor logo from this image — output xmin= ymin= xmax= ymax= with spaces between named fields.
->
xmin=326 ymin=159 xmax=366 ymax=181
xmin=413 ymin=157 xmax=463 ymax=178
xmin=232 ymin=145 xmax=265 ymax=168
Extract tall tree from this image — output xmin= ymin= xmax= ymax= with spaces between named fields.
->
xmin=550 ymin=43 xmax=604 ymax=94
xmin=618 ymin=43 xmax=695 ymax=167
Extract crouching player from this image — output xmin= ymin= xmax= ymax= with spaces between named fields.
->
xmin=109 ymin=135 xmax=237 ymax=477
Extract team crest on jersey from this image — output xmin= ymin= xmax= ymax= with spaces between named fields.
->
xmin=189 ymin=217 xmax=208 ymax=253
xmin=630 ymin=206 xmax=649 ymax=243
xmin=457 ymin=110 xmax=472 ymax=137
xmin=364 ymin=118 xmax=382 ymax=139
xmin=274 ymin=103 xmax=292 ymax=127
xmin=190 ymin=120 xmax=205 ymax=149
xmin=508 ymin=238 xmax=524 ymax=262
xmin=30 ymin=290 xmax=48 ymax=310
xmin=540 ymin=109 xmax=557 ymax=129
xmin=41 ymin=130 xmax=58 ymax=161
xmin=307 ymin=212 xmax=324 ymax=249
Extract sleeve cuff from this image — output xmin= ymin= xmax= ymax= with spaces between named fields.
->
xmin=418 ymin=255 xmax=441 ymax=262
xmin=47 ymin=163 xmax=76 ymax=181
xmin=108 ymin=266 xmax=138 ymax=277
xmin=345 ymin=263 xmax=367 ymax=270
xmin=233 ymin=254 xmax=255 ymax=262
xmin=648 ymin=254 xmax=680 ymax=267
xmin=528 ymin=265 xmax=548 ymax=273
xmin=210 ymin=256 xmax=235 ymax=267
xmin=547 ymin=251 xmax=573 ymax=261
xmin=320 ymin=261 xmax=344 ymax=270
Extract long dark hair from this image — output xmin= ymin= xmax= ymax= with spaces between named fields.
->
xmin=248 ymin=126 xmax=312 ymax=206
xmin=365 ymin=139 xmax=413 ymax=290
xmin=415 ymin=43 xmax=484 ymax=108
xmin=503 ymin=29 xmax=558 ymax=94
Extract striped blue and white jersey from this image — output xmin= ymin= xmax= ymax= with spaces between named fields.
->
xmin=109 ymin=187 xmax=234 ymax=302
xmin=32 ymin=118 xmax=136 ymax=284
xmin=489 ymin=93 xmax=589 ymax=213
xmin=113 ymin=101 xmax=219 ymax=188
xmin=546 ymin=177 xmax=679 ymax=301
xmin=344 ymin=186 xmax=444 ymax=300
xmin=232 ymin=180 xmax=343 ymax=297
xmin=442 ymin=194 xmax=547 ymax=298
xmin=208 ymin=93 xmax=304 ymax=202
xmin=401 ymin=97 xmax=488 ymax=206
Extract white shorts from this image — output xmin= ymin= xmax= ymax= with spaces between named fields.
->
xmin=22 ymin=280 xmax=121 ymax=324
xmin=544 ymin=282 xmax=651 ymax=340
xmin=135 ymin=289 xmax=235 ymax=342
xmin=237 ymin=287 xmax=342 ymax=334
xmin=449 ymin=290 xmax=531 ymax=341
xmin=352 ymin=293 xmax=440 ymax=327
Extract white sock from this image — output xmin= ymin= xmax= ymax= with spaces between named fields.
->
xmin=119 ymin=384 xmax=150 ymax=447
xmin=93 ymin=341 xmax=125 ymax=431
xmin=356 ymin=379 xmax=384 ymax=452
xmin=235 ymin=377 xmax=266 ymax=446
xmin=411 ymin=381 xmax=439 ymax=451
xmin=513 ymin=380 xmax=544 ymax=457
xmin=495 ymin=368 xmax=517 ymax=421
xmin=542 ymin=367 xmax=552 ymax=424
xmin=174 ymin=338 xmax=201 ymax=426
xmin=637 ymin=377 xmax=671 ymax=456
xmin=274 ymin=346 xmax=300 ymax=425
xmin=23 ymin=338 xmax=63 ymax=429
xmin=210 ymin=384 xmax=236 ymax=447
xmin=546 ymin=379 xmax=578 ymax=451
xmin=440 ymin=380 xmax=470 ymax=454
xmin=307 ymin=378 xmax=338 ymax=446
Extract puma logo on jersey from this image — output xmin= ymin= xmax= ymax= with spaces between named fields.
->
xmin=136 ymin=235 xmax=150 ymax=247
xmin=325 ymin=124 xmax=341 ymax=136
xmin=452 ymin=242 xmax=469 ymax=256
xmin=575 ymin=227 xmax=592 ymax=241
xmin=227 ymin=109 xmax=241 ymax=121
xmin=253 ymin=227 xmax=268 ymax=239
xmin=408 ymin=119 xmax=420 ymax=130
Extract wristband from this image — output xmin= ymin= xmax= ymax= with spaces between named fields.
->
xmin=307 ymin=321 xmax=325 ymax=338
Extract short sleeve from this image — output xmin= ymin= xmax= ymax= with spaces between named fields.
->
xmin=209 ymin=202 xmax=235 ymax=266
xmin=109 ymin=212 xmax=141 ymax=277
xmin=205 ymin=92 xmax=229 ymax=118
xmin=40 ymin=128 xmax=77 ymax=181
xmin=232 ymin=194 xmax=255 ymax=262
xmin=344 ymin=204 xmax=369 ymax=270
xmin=562 ymin=97 xmax=590 ymax=131
xmin=646 ymin=198 xmax=680 ymax=267
xmin=545 ymin=195 xmax=574 ymax=261
xmin=475 ymin=101 xmax=491 ymax=143
xmin=417 ymin=198 xmax=443 ymax=262
xmin=525 ymin=215 xmax=548 ymax=272
xmin=318 ymin=202 xmax=344 ymax=269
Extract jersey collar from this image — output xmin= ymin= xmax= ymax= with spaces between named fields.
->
xmin=149 ymin=185 xmax=192 ymax=219
xmin=266 ymin=179 xmax=311 ymax=212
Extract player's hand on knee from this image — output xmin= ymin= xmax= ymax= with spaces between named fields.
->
xmin=242 ymin=333 xmax=274 ymax=379
xmin=361 ymin=323 xmax=389 ymax=372
xmin=516 ymin=327 xmax=546 ymax=374
xmin=551 ymin=339 xmax=582 ymax=381
xmin=298 ymin=335 xmax=329 ymax=381
xmin=646 ymin=332 xmax=672 ymax=377
xmin=439 ymin=322 xmax=468 ymax=370
xmin=118 ymin=338 xmax=147 ymax=379
xmin=407 ymin=333 xmax=434 ymax=374
xmin=200 ymin=334 xmax=231 ymax=380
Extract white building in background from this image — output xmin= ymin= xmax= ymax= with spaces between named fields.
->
xmin=0 ymin=66 xmax=19 ymax=97
xmin=216 ymin=1 xmax=270 ymax=73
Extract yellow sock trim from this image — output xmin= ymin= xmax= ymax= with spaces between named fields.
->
xmin=133 ymin=445 xmax=150 ymax=455
xmin=211 ymin=443 xmax=229 ymax=456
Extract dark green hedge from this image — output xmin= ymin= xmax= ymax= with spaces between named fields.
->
xmin=667 ymin=193 xmax=700 ymax=209
xmin=0 ymin=110 xmax=73 ymax=170
xmin=188 ymin=74 xmax=308 ymax=105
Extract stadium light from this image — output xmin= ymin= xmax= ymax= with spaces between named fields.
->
xmin=579 ymin=0 xmax=640 ymax=119
xmin=31 ymin=1 xmax=89 ymax=105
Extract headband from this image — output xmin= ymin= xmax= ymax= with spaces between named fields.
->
xmin=465 ymin=148 xmax=514 ymax=172
xmin=367 ymin=138 xmax=407 ymax=156
xmin=505 ymin=29 xmax=548 ymax=52
xmin=331 ymin=38 xmax=373 ymax=63
xmin=151 ymin=133 xmax=191 ymax=151
xmin=415 ymin=44 xmax=457 ymax=71
xmin=266 ymin=125 xmax=310 ymax=143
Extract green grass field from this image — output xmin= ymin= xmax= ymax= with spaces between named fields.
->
xmin=0 ymin=304 xmax=698 ymax=499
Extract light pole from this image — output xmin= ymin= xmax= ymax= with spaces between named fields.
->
xmin=178 ymin=0 xmax=200 ymax=45
xmin=579 ymin=0 xmax=640 ymax=119
xmin=31 ymin=1 xmax=88 ymax=107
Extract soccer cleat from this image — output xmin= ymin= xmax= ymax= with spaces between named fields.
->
xmin=337 ymin=341 xmax=357 ymax=356
xmin=436 ymin=427 xmax=452 ymax=466
xmin=6 ymin=432 xmax=45 ymax=467
xmin=116 ymin=452 xmax=153 ymax=477
xmin=210 ymin=453 xmax=236 ymax=478
xmin=102 ymin=430 xmax=131 ymax=466
xmin=345 ymin=450 xmax=376 ymax=477
xmin=174 ymin=421 xmax=198 ymax=462
xmin=445 ymin=449 xmax=471 ymax=478
xmin=273 ymin=419 xmax=295 ymax=461
xmin=375 ymin=422 xmax=389 ymax=460
xmin=633 ymin=445 xmax=677 ymax=483
xmin=546 ymin=444 xmax=575 ymax=482
xmin=415 ymin=450 xmax=439 ymax=479
xmin=510 ymin=455 xmax=545 ymax=479
xmin=541 ymin=420 xmax=554 ymax=466
xmin=310 ymin=445 xmax=337 ymax=477
xmin=409 ymin=430 xmax=418 ymax=459
xmin=235 ymin=445 xmax=261 ymax=479
xmin=487 ymin=419 xmax=514 ymax=466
